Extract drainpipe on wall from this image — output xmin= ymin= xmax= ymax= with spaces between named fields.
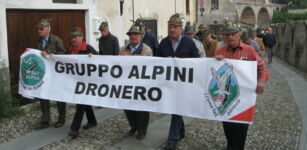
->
xmin=196 ymin=0 xmax=198 ymax=23
xmin=175 ymin=0 xmax=177 ymax=13
xmin=132 ymin=0 xmax=135 ymax=21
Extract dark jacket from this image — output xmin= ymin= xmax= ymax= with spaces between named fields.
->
xmin=142 ymin=32 xmax=159 ymax=56
xmin=157 ymin=36 xmax=200 ymax=58
xmin=98 ymin=33 xmax=119 ymax=55
xmin=263 ymin=33 xmax=276 ymax=48
xmin=38 ymin=34 xmax=66 ymax=54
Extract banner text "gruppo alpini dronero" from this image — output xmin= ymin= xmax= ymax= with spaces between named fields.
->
xmin=54 ymin=61 xmax=194 ymax=101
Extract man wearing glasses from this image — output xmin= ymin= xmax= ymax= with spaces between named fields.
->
xmin=35 ymin=19 xmax=67 ymax=129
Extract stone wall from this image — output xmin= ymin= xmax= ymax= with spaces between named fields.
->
xmin=273 ymin=20 xmax=307 ymax=73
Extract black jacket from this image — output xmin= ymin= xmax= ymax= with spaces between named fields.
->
xmin=263 ymin=33 xmax=276 ymax=48
xmin=98 ymin=33 xmax=119 ymax=55
xmin=157 ymin=36 xmax=200 ymax=58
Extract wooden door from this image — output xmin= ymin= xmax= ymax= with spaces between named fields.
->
xmin=6 ymin=9 xmax=85 ymax=104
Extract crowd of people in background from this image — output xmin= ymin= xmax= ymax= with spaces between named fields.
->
xmin=35 ymin=13 xmax=273 ymax=150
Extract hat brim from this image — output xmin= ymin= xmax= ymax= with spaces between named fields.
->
xmin=168 ymin=22 xmax=183 ymax=26
xmin=70 ymin=32 xmax=83 ymax=38
xmin=222 ymin=28 xmax=241 ymax=35
xmin=37 ymin=24 xmax=50 ymax=28
xmin=127 ymin=32 xmax=141 ymax=35
xmin=99 ymin=27 xmax=108 ymax=31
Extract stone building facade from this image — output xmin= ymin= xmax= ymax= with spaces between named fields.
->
xmin=0 ymin=0 xmax=196 ymax=83
xmin=197 ymin=0 xmax=280 ymax=33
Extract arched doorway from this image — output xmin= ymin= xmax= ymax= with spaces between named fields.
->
xmin=241 ymin=7 xmax=256 ymax=25
xmin=257 ymin=7 xmax=270 ymax=26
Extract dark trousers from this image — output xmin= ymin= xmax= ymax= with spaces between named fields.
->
xmin=266 ymin=47 xmax=273 ymax=63
xmin=71 ymin=104 xmax=97 ymax=131
xmin=167 ymin=115 xmax=185 ymax=145
xmin=39 ymin=98 xmax=66 ymax=123
xmin=223 ymin=122 xmax=249 ymax=150
xmin=124 ymin=110 xmax=149 ymax=134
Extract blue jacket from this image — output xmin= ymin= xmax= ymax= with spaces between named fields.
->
xmin=157 ymin=36 xmax=200 ymax=58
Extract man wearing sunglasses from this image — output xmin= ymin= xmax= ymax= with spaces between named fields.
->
xmin=35 ymin=19 xmax=67 ymax=129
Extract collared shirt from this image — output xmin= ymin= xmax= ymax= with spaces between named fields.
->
xmin=171 ymin=35 xmax=183 ymax=53
xmin=130 ymin=42 xmax=141 ymax=54
xmin=41 ymin=35 xmax=50 ymax=49
xmin=215 ymin=42 xmax=270 ymax=83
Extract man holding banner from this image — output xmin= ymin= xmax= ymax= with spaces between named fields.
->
xmin=35 ymin=19 xmax=67 ymax=129
xmin=157 ymin=13 xmax=200 ymax=150
xmin=120 ymin=24 xmax=153 ymax=140
xmin=215 ymin=20 xmax=270 ymax=150
xmin=66 ymin=27 xmax=98 ymax=139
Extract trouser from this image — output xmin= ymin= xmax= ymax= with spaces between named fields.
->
xmin=39 ymin=98 xmax=66 ymax=123
xmin=167 ymin=115 xmax=185 ymax=145
xmin=223 ymin=122 xmax=249 ymax=150
xmin=266 ymin=47 xmax=273 ymax=63
xmin=124 ymin=110 xmax=149 ymax=134
xmin=70 ymin=104 xmax=97 ymax=131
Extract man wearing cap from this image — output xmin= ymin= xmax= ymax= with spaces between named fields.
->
xmin=184 ymin=25 xmax=206 ymax=57
xmin=195 ymin=24 xmax=207 ymax=40
xmin=67 ymin=27 xmax=98 ymax=139
xmin=202 ymin=31 xmax=218 ymax=57
xmin=135 ymin=18 xmax=159 ymax=56
xmin=215 ymin=20 xmax=270 ymax=150
xmin=241 ymin=31 xmax=262 ymax=57
xmin=157 ymin=13 xmax=200 ymax=150
xmin=35 ymin=19 xmax=66 ymax=129
xmin=120 ymin=24 xmax=152 ymax=140
xmin=98 ymin=21 xmax=120 ymax=55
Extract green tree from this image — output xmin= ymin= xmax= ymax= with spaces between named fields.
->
xmin=272 ymin=0 xmax=290 ymax=4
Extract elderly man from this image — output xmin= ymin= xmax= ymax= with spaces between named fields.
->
xmin=157 ymin=13 xmax=200 ymax=150
xmin=35 ymin=19 xmax=66 ymax=129
xmin=67 ymin=27 xmax=98 ymax=139
xmin=98 ymin=21 xmax=120 ymax=55
xmin=184 ymin=25 xmax=206 ymax=57
xmin=215 ymin=20 xmax=270 ymax=150
xmin=135 ymin=18 xmax=159 ymax=56
xmin=120 ymin=24 xmax=152 ymax=140
xmin=202 ymin=31 xmax=218 ymax=57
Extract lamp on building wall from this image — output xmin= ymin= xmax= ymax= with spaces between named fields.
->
xmin=120 ymin=0 xmax=124 ymax=16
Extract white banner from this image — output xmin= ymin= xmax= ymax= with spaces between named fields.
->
xmin=19 ymin=49 xmax=257 ymax=124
